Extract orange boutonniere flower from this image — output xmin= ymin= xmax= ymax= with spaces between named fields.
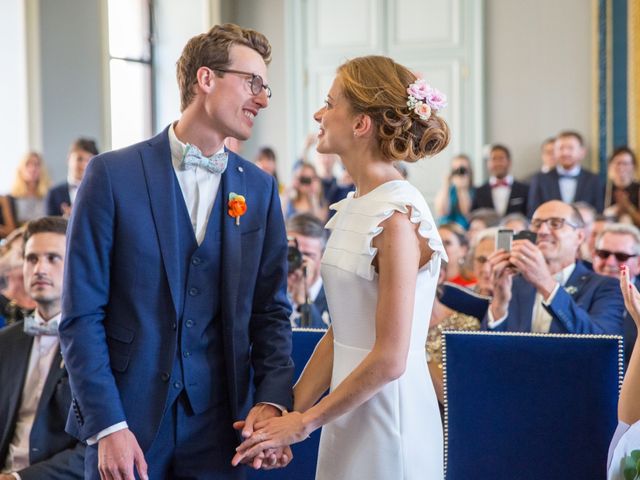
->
xmin=228 ymin=193 xmax=247 ymax=225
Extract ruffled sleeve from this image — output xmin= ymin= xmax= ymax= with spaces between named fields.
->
xmin=322 ymin=181 xmax=448 ymax=281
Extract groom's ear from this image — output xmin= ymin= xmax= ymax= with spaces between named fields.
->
xmin=196 ymin=66 xmax=215 ymax=94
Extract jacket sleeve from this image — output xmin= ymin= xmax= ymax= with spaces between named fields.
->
xmin=18 ymin=442 xmax=85 ymax=480
xmin=545 ymin=276 xmax=624 ymax=334
xmin=58 ymin=156 xmax=127 ymax=441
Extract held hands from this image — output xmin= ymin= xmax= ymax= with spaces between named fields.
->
xmin=98 ymin=428 xmax=148 ymax=480
xmin=620 ymin=265 xmax=640 ymax=328
xmin=232 ymin=404 xmax=293 ymax=470
xmin=232 ymin=411 xmax=309 ymax=468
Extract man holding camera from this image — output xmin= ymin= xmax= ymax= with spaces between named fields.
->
xmin=484 ymin=200 xmax=624 ymax=334
xmin=286 ymin=213 xmax=330 ymax=329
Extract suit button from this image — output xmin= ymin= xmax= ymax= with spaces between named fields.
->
xmin=183 ymin=351 xmax=191 ymax=358
xmin=192 ymin=256 xmax=202 ymax=266
xmin=189 ymin=287 xmax=199 ymax=296
xmin=31 ymin=447 xmax=39 ymax=452
xmin=173 ymin=381 xmax=182 ymax=389
xmin=171 ymin=322 xmax=177 ymax=331
xmin=161 ymin=372 xmax=170 ymax=382
xmin=185 ymin=319 xmax=194 ymax=328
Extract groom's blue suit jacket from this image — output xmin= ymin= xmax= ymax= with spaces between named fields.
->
xmin=483 ymin=261 xmax=625 ymax=335
xmin=59 ymin=127 xmax=294 ymax=448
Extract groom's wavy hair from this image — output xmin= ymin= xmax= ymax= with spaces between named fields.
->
xmin=176 ymin=23 xmax=272 ymax=112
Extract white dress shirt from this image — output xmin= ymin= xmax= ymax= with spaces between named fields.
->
xmin=488 ymin=263 xmax=576 ymax=332
xmin=2 ymin=312 xmax=61 ymax=479
xmin=89 ymin=124 xmax=227 ymax=444
xmin=556 ymin=166 xmax=581 ymax=204
xmin=489 ymin=175 xmax=513 ymax=217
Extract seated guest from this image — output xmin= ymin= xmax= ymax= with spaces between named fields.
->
xmin=471 ymin=144 xmax=528 ymax=216
xmin=281 ymin=162 xmax=328 ymax=222
xmin=8 ymin=152 xmax=51 ymax=226
xmin=45 ymin=138 xmax=98 ymax=217
xmin=592 ymin=224 xmax=640 ymax=366
xmin=573 ymin=201 xmax=597 ymax=264
xmin=499 ymin=212 xmax=529 ymax=233
xmin=286 ymin=213 xmax=330 ymax=329
xmin=253 ymin=146 xmax=279 ymax=188
xmin=434 ymin=154 xmax=474 ymax=229
xmin=470 ymin=228 xmax=498 ymax=296
xmin=426 ymin=261 xmax=481 ymax=405
xmin=467 ymin=208 xmax=500 ymax=245
xmin=0 ymin=228 xmax=35 ymax=327
xmin=485 ymin=200 xmax=624 ymax=334
xmin=603 ymin=147 xmax=640 ymax=226
xmin=439 ymin=223 xmax=475 ymax=287
xmin=0 ymin=217 xmax=84 ymax=479
xmin=608 ymin=267 xmax=640 ymax=479
xmin=528 ymin=131 xmax=604 ymax=216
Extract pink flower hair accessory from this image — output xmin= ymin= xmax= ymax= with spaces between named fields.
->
xmin=406 ymin=78 xmax=447 ymax=121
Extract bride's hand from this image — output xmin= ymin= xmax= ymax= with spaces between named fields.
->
xmin=231 ymin=411 xmax=309 ymax=466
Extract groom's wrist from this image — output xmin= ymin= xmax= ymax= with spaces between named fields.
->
xmin=256 ymin=402 xmax=287 ymax=414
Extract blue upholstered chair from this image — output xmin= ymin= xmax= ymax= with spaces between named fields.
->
xmin=247 ymin=328 xmax=326 ymax=480
xmin=443 ymin=331 xmax=623 ymax=480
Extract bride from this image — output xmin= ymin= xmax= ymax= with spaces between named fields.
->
xmin=232 ymin=55 xmax=450 ymax=479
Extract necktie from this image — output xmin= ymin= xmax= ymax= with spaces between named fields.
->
xmin=181 ymin=144 xmax=228 ymax=174
xmin=23 ymin=315 xmax=59 ymax=336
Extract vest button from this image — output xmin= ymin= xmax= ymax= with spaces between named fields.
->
xmin=171 ymin=322 xmax=177 ymax=331
xmin=189 ymin=287 xmax=199 ymax=296
xmin=183 ymin=351 xmax=191 ymax=358
xmin=161 ymin=372 xmax=170 ymax=382
xmin=192 ymin=256 xmax=202 ymax=266
xmin=173 ymin=381 xmax=183 ymax=389
xmin=185 ymin=319 xmax=194 ymax=328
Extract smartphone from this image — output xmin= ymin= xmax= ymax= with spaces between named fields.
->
xmin=513 ymin=230 xmax=537 ymax=244
xmin=496 ymin=229 xmax=513 ymax=252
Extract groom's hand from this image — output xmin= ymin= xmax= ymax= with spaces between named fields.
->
xmin=98 ymin=428 xmax=148 ymax=480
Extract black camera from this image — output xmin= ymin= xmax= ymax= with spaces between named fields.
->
xmin=451 ymin=166 xmax=468 ymax=176
xmin=287 ymin=243 xmax=304 ymax=274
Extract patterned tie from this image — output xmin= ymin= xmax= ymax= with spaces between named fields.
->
xmin=23 ymin=315 xmax=59 ymax=336
xmin=181 ymin=144 xmax=228 ymax=174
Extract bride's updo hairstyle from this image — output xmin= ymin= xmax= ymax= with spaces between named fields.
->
xmin=337 ymin=56 xmax=450 ymax=162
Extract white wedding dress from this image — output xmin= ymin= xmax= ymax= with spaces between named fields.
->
xmin=316 ymin=180 xmax=446 ymax=480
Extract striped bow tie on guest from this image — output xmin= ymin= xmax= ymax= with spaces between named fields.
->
xmin=181 ymin=144 xmax=228 ymax=174
xmin=23 ymin=315 xmax=59 ymax=336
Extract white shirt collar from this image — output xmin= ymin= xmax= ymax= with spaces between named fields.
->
xmin=556 ymin=165 xmax=581 ymax=177
xmin=168 ymin=122 xmax=225 ymax=169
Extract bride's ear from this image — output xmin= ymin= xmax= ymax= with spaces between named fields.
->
xmin=352 ymin=114 xmax=373 ymax=139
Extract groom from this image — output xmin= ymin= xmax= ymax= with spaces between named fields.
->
xmin=59 ymin=24 xmax=294 ymax=479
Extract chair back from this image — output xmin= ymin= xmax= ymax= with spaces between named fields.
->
xmin=443 ymin=331 xmax=622 ymax=480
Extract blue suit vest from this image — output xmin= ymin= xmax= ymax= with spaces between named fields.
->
xmin=166 ymin=179 xmax=227 ymax=415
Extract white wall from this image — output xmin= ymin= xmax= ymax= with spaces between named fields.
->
xmin=0 ymin=0 xmax=28 ymax=192
xmin=485 ymin=0 xmax=594 ymax=179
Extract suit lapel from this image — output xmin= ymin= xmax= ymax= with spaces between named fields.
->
xmin=0 ymin=328 xmax=32 ymax=453
xmin=575 ymin=171 xmax=589 ymax=202
xmin=35 ymin=346 xmax=65 ymax=420
xmin=221 ymin=152 xmax=246 ymax=323
xmin=564 ymin=261 xmax=590 ymax=295
xmin=140 ymin=128 xmax=182 ymax=316
xmin=550 ymin=169 xmax=563 ymax=199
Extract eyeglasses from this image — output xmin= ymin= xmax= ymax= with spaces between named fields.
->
xmin=215 ymin=68 xmax=272 ymax=98
xmin=594 ymin=249 xmax=638 ymax=262
xmin=530 ymin=217 xmax=580 ymax=231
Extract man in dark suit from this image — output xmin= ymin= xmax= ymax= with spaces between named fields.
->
xmin=0 ymin=217 xmax=84 ymax=479
xmin=59 ymin=24 xmax=293 ymax=479
xmin=591 ymin=223 xmax=640 ymax=365
xmin=471 ymin=144 xmax=528 ymax=216
xmin=45 ymin=138 xmax=98 ymax=217
xmin=286 ymin=213 xmax=331 ymax=329
xmin=483 ymin=200 xmax=624 ymax=334
xmin=528 ymin=131 xmax=604 ymax=216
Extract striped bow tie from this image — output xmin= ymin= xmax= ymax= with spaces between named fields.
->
xmin=181 ymin=144 xmax=228 ymax=174
xmin=23 ymin=315 xmax=59 ymax=336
